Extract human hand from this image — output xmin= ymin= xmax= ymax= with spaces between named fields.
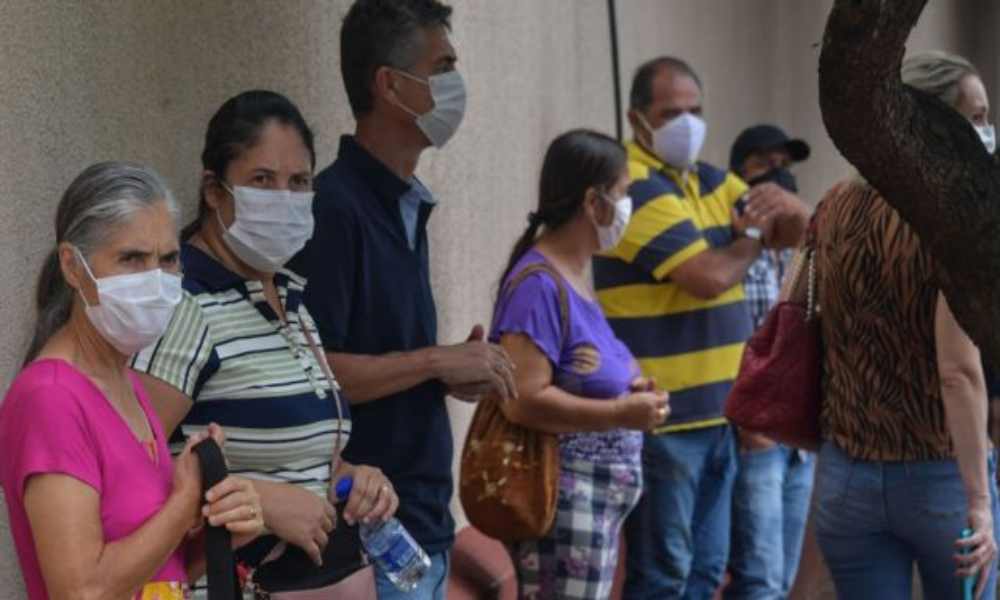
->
xmin=260 ymin=482 xmax=337 ymax=566
xmin=629 ymin=377 xmax=656 ymax=393
xmin=955 ymin=501 xmax=998 ymax=598
xmin=448 ymin=382 xmax=491 ymax=403
xmin=172 ymin=431 xmax=213 ymax=528
xmin=203 ymin=476 xmax=264 ymax=543
xmin=433 ymin=325 xmax=517 ymax=401
xmin=615 ymin=391 xmax=670 ymax=430
xmin=338 ymin=464 xmax=399 ymax=527
xmin=745 ymin=182 xmax=801 ymax=221
xmin=747 ymin=183 xmax=809 ymax=247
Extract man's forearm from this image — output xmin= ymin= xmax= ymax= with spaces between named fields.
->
xmin=671 ymin=236 xmax=762 ymax=300
xmin=327 ymin=349 xmax=439 ymax=404
xmin=767 ymin=204 xmax=809 ymax=249
xmin=706 ymin=237 xmax=762 ymax=296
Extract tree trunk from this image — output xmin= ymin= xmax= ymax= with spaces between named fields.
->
xmin=819 ymin=0 xmax=1000 ymax=369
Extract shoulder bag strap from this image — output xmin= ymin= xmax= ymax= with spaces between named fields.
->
xmin=194 ymin=438 xmax=241 ymax=599
xmin=500 ymin=262 xmax=570 ymax=348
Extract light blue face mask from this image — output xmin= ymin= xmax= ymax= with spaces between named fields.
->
xmin=393 ymin=69 xmax=467 ymax=148
xmin=976 ymin=123 xmax=996 ymax=154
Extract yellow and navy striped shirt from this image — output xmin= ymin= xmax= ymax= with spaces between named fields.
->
xmin=594 ymin=141 xmax=752 ymax=434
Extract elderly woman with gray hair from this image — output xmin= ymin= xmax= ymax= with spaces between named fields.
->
xmin=807 ymin=51 xmax=999 ymax=599
xmin=0 ymin=161 xmax=263 ymax=600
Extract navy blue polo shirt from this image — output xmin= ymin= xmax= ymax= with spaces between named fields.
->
xmin=291 ymin=135 xmax=454 ymax=554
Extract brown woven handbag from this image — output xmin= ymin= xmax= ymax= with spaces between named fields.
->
xmin=459 ymin=263 xmax=569 ymax=543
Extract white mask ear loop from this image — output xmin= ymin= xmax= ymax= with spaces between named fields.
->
xmin=388 ymin=70 xmax=428 ymax=119
xmin=634 ymin=112 xmax=658 ymax=153
xmin=213 ymin=181 xmax=235 ymax=233
xmin=72 ymin=247 xmax=99 ymax=308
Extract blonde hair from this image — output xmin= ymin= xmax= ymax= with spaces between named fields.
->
xmin=901 ymin=50 xmax=978 ymax=108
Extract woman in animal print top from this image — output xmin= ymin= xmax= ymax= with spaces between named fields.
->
xmin=813 ymin=51 xmax=999 ymax=599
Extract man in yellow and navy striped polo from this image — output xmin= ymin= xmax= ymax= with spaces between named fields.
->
xmin=594 ymin=56 xmax=807 ymax=599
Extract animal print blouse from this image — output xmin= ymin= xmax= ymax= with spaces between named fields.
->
xmin=816 ymin=179 xmax=952 ymax=461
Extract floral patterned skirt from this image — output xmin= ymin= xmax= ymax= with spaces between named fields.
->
xmin=509 ymin=457 xmax=643 ymax=599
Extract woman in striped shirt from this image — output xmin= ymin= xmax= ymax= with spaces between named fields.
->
xmin=133 ymin=90 xmax=398 ymax=596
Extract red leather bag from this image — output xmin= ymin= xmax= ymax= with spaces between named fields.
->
xmin=724 ymin=210 xmax=824 ymax=451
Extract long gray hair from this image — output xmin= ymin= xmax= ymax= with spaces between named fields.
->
xmin=902 ymin=50 xmax=978 ymax=107
xmin=23 ymin=161 xmax=177 ymax=365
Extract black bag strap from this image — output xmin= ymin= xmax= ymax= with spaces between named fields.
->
xmin=193 ymin=438 xmax=241 ymax=599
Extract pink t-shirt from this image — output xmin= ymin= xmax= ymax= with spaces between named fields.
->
xmin=0 ymin=359 xmax=187 ymax=599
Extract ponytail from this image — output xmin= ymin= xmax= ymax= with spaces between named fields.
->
xmin=496 ymin=214 xmax=544 ymax=304
xmin=180 ymin=194 xmax=209 ymax=241
xmin=22 ymin=249 xmax=74 ymax=366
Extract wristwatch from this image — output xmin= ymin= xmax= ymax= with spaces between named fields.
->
xmin=743 ymin=226 xmax=763 ymax=241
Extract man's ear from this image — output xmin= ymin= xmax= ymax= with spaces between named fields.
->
xmin=373 ymin=65 xmax=399 ymax=105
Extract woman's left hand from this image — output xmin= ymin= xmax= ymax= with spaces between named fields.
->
xmin=340 ymin=464 xmax=399 ymax=526
xmin=203 ymin=476 xmax=265 ymax=542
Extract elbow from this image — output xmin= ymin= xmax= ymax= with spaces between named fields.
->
xmin=940 ymin=363 xmax=987 ymax=400
xmin=684 ymin=276 xmax=729 ymax=300
xmin=499 ymin=399 xmax=531 ymax=428
xmin=62 ymin=584 xmax=114 ymax=600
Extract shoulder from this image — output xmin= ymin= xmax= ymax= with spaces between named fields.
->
xmin=697 ymin=163 xmax=746 ymax=200
xmin=499 ymin=262 xmax=566 ymax=315
xmin=313 ymin=160 xmax=363 ymax=219
xmin=819 ymin=178 xmax=881 ymax=227
xmin=696 ymin=162 xmax=728 ymax=189
xmin=1 ymin=361 xmax=90 ymax=423
xmin=628 ymin=162 xmax=682 ymax=209
xmin=506 ymin=266 xmax=562 ymax=297
xmin=169 ymin=289 xmax=216 ymax=324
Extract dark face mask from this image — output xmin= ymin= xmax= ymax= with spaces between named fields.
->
xmin=748 ymin=167 xmax=798 ymax=193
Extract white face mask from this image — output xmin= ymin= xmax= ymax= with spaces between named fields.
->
xmin=638 ymin=112 xmax=707 ymax=170
xmin=75 ymin=248 xmax=182 ymax=356
xmin=393 ymin=70 xmax=467 ymax=148
xmin=596 ymin=194 xmax=633 ymax=252
xmin=977 ymin=123 xmax=996 ymax=154
xmin=218 ymin=184 xmax=315 ymax=273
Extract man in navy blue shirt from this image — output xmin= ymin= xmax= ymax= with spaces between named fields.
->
xmin=292 ymin=1 xmax=516 ymax=598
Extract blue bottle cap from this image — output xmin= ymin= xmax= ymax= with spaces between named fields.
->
xmin=335 ymin=476 xmax=354 ymax=501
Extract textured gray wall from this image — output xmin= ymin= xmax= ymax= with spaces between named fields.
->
xmin=0 ymin=1 xmax=982 ymax=596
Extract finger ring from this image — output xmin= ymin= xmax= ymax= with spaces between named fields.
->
xmin=249 ymin=505 xmax=257 ymax=519
xmin=381 ymin=484 xmax=391 ymax=494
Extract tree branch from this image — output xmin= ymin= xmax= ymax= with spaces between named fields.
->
xmin=819 ymin=0 xmax=1000 ymax=368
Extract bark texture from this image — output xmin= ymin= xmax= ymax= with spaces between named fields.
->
xmin=819 ymin=0 xmax=1000 ymax=368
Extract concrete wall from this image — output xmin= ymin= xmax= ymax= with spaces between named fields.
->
xmin=0 ymin=1 xmax=984 ymax=596
xmin=614 ymin=0 xmax=981 ymax=208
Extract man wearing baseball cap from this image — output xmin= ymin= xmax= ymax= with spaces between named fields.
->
xmin=725 ymin=124 xmax=813 ymax=600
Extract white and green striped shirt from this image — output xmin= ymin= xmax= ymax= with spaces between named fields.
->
xmin=132 ymin=244 xmax=350 ymax=500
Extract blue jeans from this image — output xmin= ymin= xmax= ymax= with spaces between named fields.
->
xmin=624 ymin=425 xmax=739 ymax=599
xmin=815 ymin=442 xmax=1000 ymax=600
xmin=725 ymin=445 xmax=815 ymax=600
xmin=375 ymin=551 xmax=449 ymax=600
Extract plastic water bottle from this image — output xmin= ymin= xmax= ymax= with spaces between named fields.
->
xmin=335 ymin=476 xmax=431 ymax=591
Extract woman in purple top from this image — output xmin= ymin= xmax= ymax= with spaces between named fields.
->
xmin=491 ymin=130 xmax=670 ymax=599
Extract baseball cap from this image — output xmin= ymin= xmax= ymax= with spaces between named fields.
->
xmin=729 ymin=124 xmax=810 ymax=172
